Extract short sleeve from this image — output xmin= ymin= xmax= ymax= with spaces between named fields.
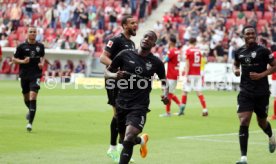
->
xmin=264 ymin=48 xmax=274 ymax=64
xmin=104 ymin=37 xmax=117 ymax=54
xmin=109 ymin=51 xmax=125 ymax=71
xmin=14 ymin=45 xmax=22 ymax=59
xmin=233 ymin=50 xmax=239 ymax=62
xmin=41 ymin=44 xmax=45 ymax=57
xmin=155 ymin=58 xmax=166 ymax=80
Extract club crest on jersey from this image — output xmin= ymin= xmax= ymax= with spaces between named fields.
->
xmin=36 ymin=46 xmax=40 ymax=52
xmin=135 ymin=66 xmax=143 ymax=74
xmin=251 ymin=51 xmax=256 ymax=58
xmin=107 ymin=40 xmax=113 ymax=48
xmin=146 ymin=62 xmax=152 ymax=70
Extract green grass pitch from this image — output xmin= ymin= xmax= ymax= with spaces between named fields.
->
xmin=0 ymin=80 xmax=275 ymax=164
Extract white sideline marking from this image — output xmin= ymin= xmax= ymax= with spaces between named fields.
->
xmin=176 ymin=130 xmax=272 ymax=145
xmin=177 ymin=130 xmax=262 ymax=139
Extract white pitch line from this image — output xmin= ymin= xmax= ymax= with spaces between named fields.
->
xmin=181 ymin=138 xmax=266 ymax=145
xmin=176 ymin=130 xmax=263 ymax=139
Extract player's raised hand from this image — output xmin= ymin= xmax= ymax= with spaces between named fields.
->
xmin=161 ymin=95 xmax=169 ymax=105
xmin=250 ymin=72 xmax=264 ymax=80
xmin=23 ymin=57 xmax=30 ymax=64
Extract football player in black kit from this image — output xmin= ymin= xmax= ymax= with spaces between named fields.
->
xmin=100 ymin=15 xmax=137 ymax=162
xmin=105 ymin=31 xmax=169 ymax=164
xmin=233 ymin=25 xmax=276 ymax=164
xmin=12 ymin=26 xmax=45 ymax=132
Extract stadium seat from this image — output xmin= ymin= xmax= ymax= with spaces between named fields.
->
xmin=264 ymin=11 xmax=272 ymax=22
xmin=236 ymin=18 xmax=246 ymax=26
xmin=225 ymin=18 xmax=235 ymax=30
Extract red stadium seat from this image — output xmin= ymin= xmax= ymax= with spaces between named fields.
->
xmin=225 ymin=18 xmax=235 ymax=29
xmin=236 ymin=18 xmax=246 ymax=26
xmin=264 ymin=11 xmax=272 ymax=22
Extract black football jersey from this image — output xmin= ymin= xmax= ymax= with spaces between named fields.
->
xmin=234 ymin=44 xmax=273 ymax=95
xmin=14 ymin=41 xmax=45 ymax=78
xmin=109 ymin=49 xmax=166 ymax=110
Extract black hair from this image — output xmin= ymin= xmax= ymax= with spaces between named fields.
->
xmin=189 ymin=38 xmax=197 ymax=44
xmin=169 ymin=34 xmax=177 ymax=44
xmin=148 ymin=30 xmax=158 ymax=41
xmin=242 ymin=25 xmax=256 ymax=34
xmin=121 ymin=15 xmax=133 ymax=27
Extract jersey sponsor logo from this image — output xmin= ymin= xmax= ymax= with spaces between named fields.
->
xmin=135 ymin=66 xmax=143 ymax=74
xmin=145 ymin=62 xmax=152 ymax=70
xmin=251 ymin=51 xmax=256 ymax=58
xmin=245 ymin=57 xmax=251 ymax=64
xmin=36 ymin=46 xmax=40 ymax=53
xmin=26 ymin=49 xmax=30 ymax=51
xmin=30 ymin=51 xmax=36 ymax=58
xmin=107 ymin=40 xmax=113 ymax=48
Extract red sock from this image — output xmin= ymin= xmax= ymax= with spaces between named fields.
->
xmin=166 ymin=94 xmax=173 ymax=113
xmin=198 ymin=95 xmax=207 ymax=109
xmin=171 ymin=93 xmax=180 ymax=105
xmin=274 ymin=100 xmax=276 ymax=116
xmin=182 ymin=95 xmax=187 ymax=105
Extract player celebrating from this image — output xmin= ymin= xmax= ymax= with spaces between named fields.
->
xmin=233 ymin=25 xmax=276 ymax=164
xmin=179 ymin=38 xmax=208 ymax=116
xmin=100 ymin=15 xmax=137 ymax=162
xmin=105 ymin=30 xmax=169 ymax=164
xmin=160 ymin=34 xmax=183 ymax=117
xmin=12 ymin=26 xmax=45 ymax=132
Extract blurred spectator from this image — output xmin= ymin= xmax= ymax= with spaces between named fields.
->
xmin=108 ymin=8 xmax=117 ymax=29
xmin=221 ymin=0 xmax=232 ymax=18
xmin=246 ymin=0 xmax=255 ymax=11
xmin=78 ymin=3 xmax=88 ymax=29
xmin=213 ymin=41 xmax=227 ymax=63
xmin=130 ymin=0 xmax=137 ymax=15
xmin=46 ymin=60 xmax=61 ymax=77
xmin=139 ymin=0 xmax=149 ymax=22
xmin=10 ymin=3 xmax=22 ymax=31
xmin=45 ymin=5 xmax=59 ymax=29
xmin=232 ymin=0 xmax=243 ymax=11
xmin=59 ymin=3 xmax=70 ymax=29
xmin=75 ymin=60 xmax=86 ymax=73
xmin=0 ymin=57 xmax=12 ymax=74
xmin=0 ymin=45 xmax=2 ymax=62
xmin=62 ymin=60 xmax=74 ymax=77
xmin=23 ymin=0 xmax=34 ymax=19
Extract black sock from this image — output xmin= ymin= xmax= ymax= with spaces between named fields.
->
xmin=29 ymin=100 xmax=37 ymax=124
xmin=239 ymin=126 xmax=249 ymax=156
xmin=24 ymin=100 xmax=30 ymax=109
xmin=119 ymin=141 xmax=134 ymax=164
xmin=110 ymin=117 xmax=118 ymax=146
xmin=134 ymin=136 xmax=141 ymax=145
xmin=263 ymin=122 xmax=273 ymax=138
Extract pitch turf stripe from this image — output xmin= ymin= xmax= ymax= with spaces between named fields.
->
xmin=176 ymin=130 xmax=264 ymax=139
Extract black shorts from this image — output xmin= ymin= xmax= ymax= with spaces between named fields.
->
xmin=20 ymin=77 xmax=41 ymax=94
xmin=106 ymin=87 xmax=118 ymax=106
xmin=116 ymin=107 xmax=147 ymax=133
xmin=237 ymin=93 xmax=269 ymax=118
xmin=105 ymin=78 xmax=118 ymax=106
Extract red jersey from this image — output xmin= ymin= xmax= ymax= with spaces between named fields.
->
xmin=186 ymin=47 xmax=202 ymax=75
xmin=167 ymin=47 xmax=180 ymax=80
xmin=272 ymin=52 xmax=276 ymax=80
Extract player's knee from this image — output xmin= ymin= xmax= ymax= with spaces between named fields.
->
xmin=124 ymin=133 xmax=137 ymax=143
